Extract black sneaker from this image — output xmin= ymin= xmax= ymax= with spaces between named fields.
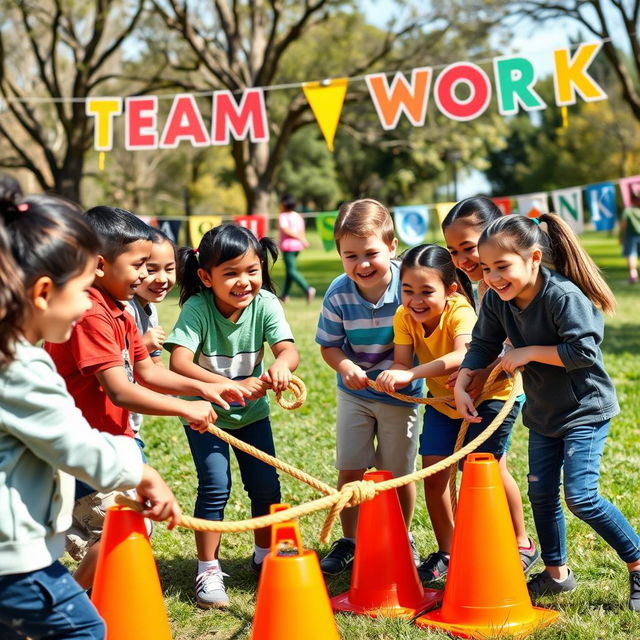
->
xmin=527 ymin=568 xmax=577 ymax=596
xmin=629 ymin=570 xmax=640 ymax=612
xmin=519 ymin=538 xmax=541 ymax=574
xmin=250 ymin=553 xmax=262 ymax=576
xmin=417 ymin=551 xmax=449 ymax=583
xmin=320 ymin=538 xmax=355 ymax=576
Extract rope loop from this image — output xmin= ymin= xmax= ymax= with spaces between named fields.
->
xmin=274 ymin=374 xmax=307 ymax=410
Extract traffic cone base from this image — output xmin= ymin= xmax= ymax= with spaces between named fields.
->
xmin=415 ymin=603 xmax=559 ymax=639
xmin=331 ymin=586 xmax=441 ymax=619
xmin=330 ymin=469 xmax=442 ymax=619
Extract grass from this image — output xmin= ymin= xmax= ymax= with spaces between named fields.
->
xmin=109 ymin=231 xmax=640 ymax=639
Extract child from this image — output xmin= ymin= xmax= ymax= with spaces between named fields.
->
xmin=376 ymin=244 xmax=536 ymax=584
xmin=278 ymin=193 xmax=315 ymax=303
xmin=442 ymin=197 xmax=539 ymax=567
xmin=165 ymin=223 xmax=299 ymax=609
xmin=45 ymin=206 xmax=244 ymax=590
xmin=126 ymin=227 xmax=177 ymax=440
xmin=316 ymin=199 xmax=423 ymax=576
xmin=0 ymin=194 xmax=180 ymax=640
xmin=619 ymin=186 xmax=640 ymax=284
xmin=455 ymin=213 xmax=640 ymax=610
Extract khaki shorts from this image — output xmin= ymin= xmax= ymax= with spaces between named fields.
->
xmin=65 ymin=489 xmax=150 ymax=561
xmin=335 ymin=388 xmax=420 ymax=478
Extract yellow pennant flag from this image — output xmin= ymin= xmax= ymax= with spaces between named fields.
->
xmin=435 ymin=202 xmax=456 ymax=226
xmin=189 ymin=215 xmax=223 ymax=249
xmin=303 ymin=78 xmax=348 ymax=152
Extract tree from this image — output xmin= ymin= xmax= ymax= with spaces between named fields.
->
xmin=0 ymin=0 xmax=161 ymax=203
xmin=151 ymin=1 xmax=495 ymax=214
xmin=505 ymin=0 xmax=640 ymax=122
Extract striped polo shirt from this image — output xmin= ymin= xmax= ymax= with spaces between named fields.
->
xmin=316 ymin=261 xmax=422 ymax=405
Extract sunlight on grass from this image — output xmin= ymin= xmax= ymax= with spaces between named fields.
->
xmin=131 ymin=231 xmax=640 ymax=639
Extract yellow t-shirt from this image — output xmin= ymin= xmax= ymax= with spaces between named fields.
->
xmin=393 ymin=293 xmax=512 ymax=417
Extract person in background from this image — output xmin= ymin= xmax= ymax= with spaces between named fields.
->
xmin=278 ymin=193 xmax=315 ymax=304
xmin=620 ymin=186 xmax=640 ymax=284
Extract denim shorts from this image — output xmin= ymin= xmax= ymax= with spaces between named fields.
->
xmin=419 ymin=399 xmax=522 ymax=458
xmin=0 ymin=561 xmax=104 ymax=639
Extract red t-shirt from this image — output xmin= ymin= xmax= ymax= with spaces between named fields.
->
xmin=45 ymin=286 xmax=148 ymax=437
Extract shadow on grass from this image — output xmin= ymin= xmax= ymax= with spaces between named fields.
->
xmin=602 ymin=323 xmax=640 ymax=356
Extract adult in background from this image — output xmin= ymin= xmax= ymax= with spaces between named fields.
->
xmin=278 ymin=194 xmax=315 ymax=304
xmin=620 ymin=186 xmax=640 ymax=284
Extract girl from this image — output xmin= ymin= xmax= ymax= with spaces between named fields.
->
xmin=376 ymin=244 xmax=536 ymax=584
xmin=165 ymin=223 xmax=299 ymax=609
xmin=455 ymin=213 xmax=640 ymax=610
xmin=278 ymin=193 xmax=315 ymax=304
xmin=126 ymin=227 xmax=177 ymax=441
xmin=127 ymin=227 xmax=176 ymax=363
xmin=0 ymin=194 xmax=180 ymax=640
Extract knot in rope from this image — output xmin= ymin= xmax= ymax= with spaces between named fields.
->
xmin=342 ymin=479 xmax=377 ymax=508
xmin=274 ymin=374 xmax=307 ymax=409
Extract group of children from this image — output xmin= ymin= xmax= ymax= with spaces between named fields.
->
xmin=0 ymin=189 xmax=639 ymax=639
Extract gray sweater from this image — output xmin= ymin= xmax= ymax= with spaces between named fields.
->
xmin=0 ymin=342 xmax=143 ymax=575
xmin=461 ymin=268 xmax=619 ymax=436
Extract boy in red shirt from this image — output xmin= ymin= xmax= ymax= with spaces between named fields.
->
xmin=46 ymin=206 xmax=250 ymax=588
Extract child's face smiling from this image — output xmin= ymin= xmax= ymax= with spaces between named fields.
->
xmin=479 ymin=238 xmax=542 ymax=309
xmin=444 ymin=219 xmax=483 ymax=282
xmin=26 ymin=256 xmax=97 ymax=344
xmin=98 ymin=239 xmax=152 ymax=301
xmin=401 ymin=266 xmax=455 ymax=332
xmin=199 ymin=249 xmax=262 ymax=321
xmin=338 ymin=232 xmax=398 ymax=302
xmin=135 ymin=240 xmax=176 ymax=304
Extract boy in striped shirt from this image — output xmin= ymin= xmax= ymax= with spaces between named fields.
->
xmin=316 ymin=199 xmax=423 ymax=575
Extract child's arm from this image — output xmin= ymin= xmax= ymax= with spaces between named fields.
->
xmin=95 ymin=366 xmax=220 ymax=430
xmin=169 ymin=345 xmax=255 ymax=399
xmin=500 ymin=345 xmax=563 ymax=374
xmin=260 ymin=340 xmax=299 ymax=393
xmin=376 ymin=336 xmax=470 ymax=392
xmin=320 ymin=346 xmax=369 ymax=390
xmin=134 ymin=356 xmax=248 ymax=406
xmin=142 ymin=325 xmax=166 ymax=354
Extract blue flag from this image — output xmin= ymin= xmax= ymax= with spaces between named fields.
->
xmin=585 ymin=183 xmax=616 ymax=231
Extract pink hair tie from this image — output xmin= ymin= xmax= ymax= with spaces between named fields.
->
xmin=17 ymin=203 xmax=29 ymax=212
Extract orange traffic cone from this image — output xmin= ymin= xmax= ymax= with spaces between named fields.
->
xmin=91 ymin=506 xmax=171 ymax=640
xmin=416 ymin=453 xmax=560 ymax=638
xmin=331 ymin=470 xmax=441 ymax=618
xmin=250 ymin=504 xmax=341 ymax=640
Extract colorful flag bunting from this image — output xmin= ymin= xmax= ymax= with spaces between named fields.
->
xmin=585 ymin=182 xmax=617 ymax=231
xmin=552 ymin=187 xmax=583 ymax=233
xmin=394 ymin=205 xmax=429 ymax=246
xmin=315 ymin=211 xmax=338 ymax=251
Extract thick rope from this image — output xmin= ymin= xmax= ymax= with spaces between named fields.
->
xmin=116 ymin=369 xmax=522 ymax=543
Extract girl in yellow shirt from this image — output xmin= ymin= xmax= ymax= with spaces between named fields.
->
xmin=376 ymin=244 xmax=536 ymax=584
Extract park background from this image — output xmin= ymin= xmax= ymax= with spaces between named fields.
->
xmin=2 ymin=0 xmax=640 ymax=638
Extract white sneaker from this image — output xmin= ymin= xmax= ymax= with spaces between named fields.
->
xmin=195 ymin=567 xmax=230 ymax=609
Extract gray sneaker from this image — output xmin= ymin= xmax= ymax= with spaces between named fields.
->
xmin=409 ymin=536 xmax=420 ymax=567
xmin=629 ymin=570 xmax=640 ymax=612
xmin=527 ymin=568 xmax=577 ymax=597
xmin=417 ymin=551 xmax=449 ymax=583
xmin=195 ymin=567 xmax=230 ymax=609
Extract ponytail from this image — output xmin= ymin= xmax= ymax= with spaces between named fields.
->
xmin=539 ymin=213 xmax=616 ymax=314
xmin=0 ymin=222 xmax=26 ymax=367
xmin=177 ymin=247 xmax=204 ymax=307
xmin=479 ymin=213 xmax=616 ymax=315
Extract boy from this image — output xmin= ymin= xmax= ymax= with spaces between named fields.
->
xmin=45 ymin=206 xmax=248 ymax=588
xmin=315 ymin=198 xmax=423 ymax=575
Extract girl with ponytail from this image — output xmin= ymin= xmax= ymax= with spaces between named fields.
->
xmin=166 ymin=223 xmax=299 ymax=608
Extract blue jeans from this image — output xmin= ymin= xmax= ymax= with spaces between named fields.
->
xmin=528 ymin=421 xmax=640 ymax=566
xmin=0 ymin=561 xmax=104 ymax=639
xmin=184 ymin=417 xmax=281 ymax=521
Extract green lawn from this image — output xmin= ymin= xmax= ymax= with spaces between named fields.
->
xmin=133 ymin=231 xmax=640 ymax=639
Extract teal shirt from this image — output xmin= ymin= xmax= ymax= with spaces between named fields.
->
xmin=165 ymin=290 xmax=294 ymax=429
